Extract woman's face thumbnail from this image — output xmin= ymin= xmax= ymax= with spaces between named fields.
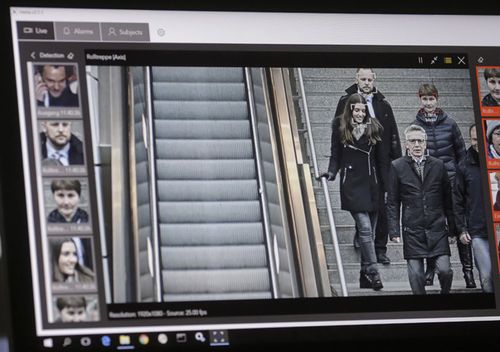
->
xmin=58 ymin=241 xmax=77 ymax=276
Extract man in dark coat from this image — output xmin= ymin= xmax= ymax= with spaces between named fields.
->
xmin=454 ymin=124 xmax=493 ymax=292
xmin=334 ymin=68 xmax=402 ymax=264
xmin=387 ymin=125 xmax=455 ymax=295
xmin=40 ymin=121 xmax=84 ymax=166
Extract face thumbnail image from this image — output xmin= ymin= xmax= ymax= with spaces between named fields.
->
xmin=50 ymin=237 xmax=95 ymax=284
xmin=496 ymin=224 xmax=500 ymax=274
xmin=490 ymin=172 xmax=500 ymax=212
xmin=33 ymin=63 xmax=80 ymax=108
xmin=43 ymin=178 xmax=90 ymax=224
xmin=39 ymin=120 xmax=85 ymax=167
xmin=52 ymin=295 xmax=99 ymax=323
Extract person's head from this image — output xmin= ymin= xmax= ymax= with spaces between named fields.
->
xmin=404 ymin=124 xmax=427 ymax=158
xmin=469 ymin=124 xmax=478 ymax=153
xmin=484 ymin=68 xmax=500 ymax=102
xmin=339 ymin=93 xmax=382 ymax=145
xmin=418 ymin=83 xmax=439 ymax=114
xmin=51 ymin=180 xmax=82 ymax=220
xmin=42 ymin=65 xmax=68 ymax=98
xmin=355 ymin=68 xmax=376 ymax=94
xmin=42 ymin=121 xmax=72 ymax=149
xmin=487 ymin=120 xmax=500 ymax=155
xmin=56 ymin=296 xmax=87 ymax=322
xmin=52 ymin=238 xmax=78 ymax=280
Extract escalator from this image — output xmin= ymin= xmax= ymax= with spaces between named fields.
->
xmin=131 ymin=67 xmax=297 ymax=302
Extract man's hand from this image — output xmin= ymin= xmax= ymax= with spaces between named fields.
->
xmin=34 ymin=73 xmax=48 ymax=103
xmin=459 ymin=232 xmax=471 ymax=245
xmin=389 ymin=235 xmax=400 ymax=243
xmin=319 ymin=171 xmax=335 ymax=181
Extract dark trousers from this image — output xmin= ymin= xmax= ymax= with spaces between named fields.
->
xmin=374 ymin=194 xmax=388 ymax=255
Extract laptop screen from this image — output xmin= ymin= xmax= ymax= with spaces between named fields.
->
xmin=4 ymin=4 xmax=500 ymax=351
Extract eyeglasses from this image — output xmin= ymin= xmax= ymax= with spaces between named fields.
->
xmin=407 ymin=139 xmax=425 ymax=145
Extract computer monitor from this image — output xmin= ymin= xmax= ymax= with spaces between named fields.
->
xmin=3 ymin=1 xmax=500 ymax=351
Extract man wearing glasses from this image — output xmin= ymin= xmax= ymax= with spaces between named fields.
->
xmin=386 ymin=125 xmax=456 ymax=295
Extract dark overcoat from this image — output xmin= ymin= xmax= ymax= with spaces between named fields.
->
xmin=327 ymin=117 xmax=389 ymax=212
xmin=387 ymin=155 xmax=454 ymax=259
xmin=454 ymin=147 xmax=487 ymax=239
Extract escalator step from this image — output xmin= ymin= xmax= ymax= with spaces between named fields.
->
xmin=154 ymin=120 xmax=251 ymax=139
xmin=164 ymin=291 xmax=271 ymax=301
xmin=156 ymin=159 xmax=256 ymax=180
xmin=158 ymin=200 xmax=262 ymax=223
xmin=155 ymin=139 xmax=254 ymax=159
xmin=152 ymin=67 xmax=244 ymax=83
xmin=153 ymin=82 xmax=246 ymax=101
xmin=159 ymin=222 xmax=264 ymax=246
xmin=161 ymin=268 xmax=271 ymax=294
xmin=161 ymin=245 xmax=268 ymax=269
xmin=157 ymin=179 xmax=258 ymax=201
xmin=154 ymin=101 xmax=248 ymax=120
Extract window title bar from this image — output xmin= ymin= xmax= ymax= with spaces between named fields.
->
xmin=10 ymin=7 xmax=500 ymax=46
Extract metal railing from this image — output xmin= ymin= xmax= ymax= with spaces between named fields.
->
xmin=244 ymin=67 xmax=280 ymax=298
xmin=296 ymin=68 xmax=348 ymax=297
xmin=144 ymin=66 xmax=164 ymax=302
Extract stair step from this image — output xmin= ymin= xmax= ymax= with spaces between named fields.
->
xmin=331 ymin=281 xmax=483 ymax=296
xmin=328 ymin=262 xmax=480 ymax=283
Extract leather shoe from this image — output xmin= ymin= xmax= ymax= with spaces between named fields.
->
xmin=376 ymin=253 xmax=391 ymax=265
xmin=359 ymin=270 xmax=384 ymax=291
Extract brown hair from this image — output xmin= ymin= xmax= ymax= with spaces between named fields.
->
xmin=484 ymin=68 xmax=500 ymax=80
xmin=338 ymin=93 xmax=382 ymax=145
xmin=51 ymin=179 xmax=81 ymax=196
xmin=418 ymin=83 xmax=439 ymax=98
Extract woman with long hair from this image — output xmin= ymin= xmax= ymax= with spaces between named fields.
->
xmin=322 ymin=93 xmax=389 ymax=290
xmin=52 ymin=237 xmax=94 ymax=283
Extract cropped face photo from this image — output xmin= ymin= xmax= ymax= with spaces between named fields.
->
xmin=51 ymin=237 xmax=95 ymax=284
xmin=58 ymin=240 xmax=77 ymax=276
xmin=39 ymin=120 xmax=85 ymax=168
xmin=44 ymin=178 xmax=90 ymax=225
xmin=53 ymin=295 xmax=99 ymax=323
xmin=477 ymin=67 xmax=500 ymax=112
xmin=34 ymin=64 xmax=80 ymax=108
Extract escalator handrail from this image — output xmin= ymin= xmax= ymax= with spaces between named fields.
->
xmin=144 ymin=67 xmax=164 ymax=302
xmin=296 ymin=68 xmax=348 ymax=297
xmin=244 ymin=67 xmax=280 ymax=298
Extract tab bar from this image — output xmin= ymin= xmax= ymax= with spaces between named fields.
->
xmin=54 ymin=22 xmax=101 ymax=41
xmin=101 ymin=23 xmax=150 ymax=42
xmin=17 ymin=22 xmax=54 ymax=40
